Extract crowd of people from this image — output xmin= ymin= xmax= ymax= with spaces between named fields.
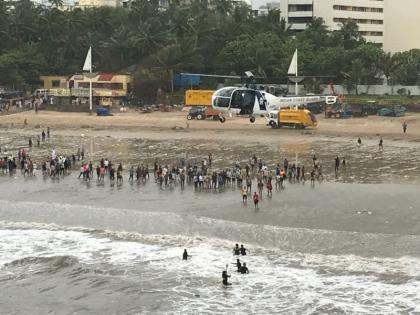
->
xmin=1 ymin=134 xmax=391 ymax=205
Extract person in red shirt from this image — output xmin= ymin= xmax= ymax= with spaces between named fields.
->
xmin=266 ymin=178 xmax=272 ymax=197
xmin=253 ymin=192 xmax=259 ymax=209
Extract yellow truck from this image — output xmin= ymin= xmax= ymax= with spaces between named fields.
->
xmin=267 ymin=109 xmax=317 ymax=129
xmin=185 ymin=90 xmax=214 ymax=106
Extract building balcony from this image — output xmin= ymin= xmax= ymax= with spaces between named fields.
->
xmin=288 ymin=11 xmax=313 ymax=18
xmin=288 ymin=0 xmax=313 ymax=5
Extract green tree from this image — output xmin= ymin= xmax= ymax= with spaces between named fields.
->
xmin=48 ymin=0 xmax=64 ymax=8
xmin=376 ymin=52 xmax=401 ymax=85
xmin=342 ymin=59 xmax=366 ymax=95
xmin=335 ymin=19 xmax=362 ymax=50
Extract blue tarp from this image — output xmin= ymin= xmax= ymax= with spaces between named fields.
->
xmin=173 ymin=74 xmax=201 ymax=87
xmin=96 ymin=107 xmax=112 ymax=116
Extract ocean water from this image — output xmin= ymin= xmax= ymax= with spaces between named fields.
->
xmin=1 ymin=176 xmax=420 ymax=314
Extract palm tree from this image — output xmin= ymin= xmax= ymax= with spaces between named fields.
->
xmin=337 ymin=19 xmax=361 ymax=49
xmin=376 ymin=52 xmax=400 ymax=85
xmin=49 ymin=0 xmax=64 ymax=8
xmin=342 ymin=59 xmax=366 ymax=95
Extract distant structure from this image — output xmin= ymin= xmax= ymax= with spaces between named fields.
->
xmin=76 ymin=0 xmax=122 ymax=8
xmin=278 ymin=0 xmax=384 ymax=47
xmin=251 ymin=0 xmax=420 ymax=53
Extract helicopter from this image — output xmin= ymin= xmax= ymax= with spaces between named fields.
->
xmin=179 ymin=71 xmax=337 ymax=124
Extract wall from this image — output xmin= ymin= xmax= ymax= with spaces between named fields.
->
xmin=286 ymin=84 xmax=420 ymax=96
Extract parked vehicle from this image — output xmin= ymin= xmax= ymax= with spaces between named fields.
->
xmin=351 ymin=105 xmax=368 ymax=117
xmin=325 ymin=103 xmax=353 ymax=118
xmin=267 ymin=109 xmax=317 ymax=129
xmin=186 ymin=106 xmax=220 ymax=120
xmin=377 ymin=105 xmax=406 ymax=117
xmin=303 ymin=103 xmax=323 ymax=114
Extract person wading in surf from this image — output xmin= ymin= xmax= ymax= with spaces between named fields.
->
xmin=222 ymin=270 xmax=231 ymax=286
xmin=240 ymin=244 xmax=249 ymax=256
xmin=233 ymin=258 xmax=241 ymax=272
xmin=182 ymin=249 xmax=191 ymax=260
xmin=239 ymin=262 xmax=249 ymax=274
xmin=233 ymin=244 xmax=240 ymax=255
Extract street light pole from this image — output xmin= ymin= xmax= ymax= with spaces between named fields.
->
xmin=89 ymin=68 xmax=93 ymax=115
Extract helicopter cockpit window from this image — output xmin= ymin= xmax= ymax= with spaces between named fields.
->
xmin=215 ymin=87 xmax=236 ymax=97
xmin=231 ymin=89 xmax=255 ymax=115
xmin=256 ymin=92 xmax=267 ymax=111
xmin=212 ymin=87 xmax=236 ymax=108
xmin=214 ymin=97 xmax=230 ymax=108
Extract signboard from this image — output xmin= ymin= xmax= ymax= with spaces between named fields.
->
xmin=71 ymin=88 xmax=126 ymax=97
xmin=49 ymin=88 xmax=71 ymax=96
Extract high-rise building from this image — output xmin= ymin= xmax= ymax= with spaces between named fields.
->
xmin=279 ymin=0 xmax=385 ymax=47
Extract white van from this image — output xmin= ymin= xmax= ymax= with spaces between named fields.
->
xmin=34 ymin=89 xmax=48 ymax=96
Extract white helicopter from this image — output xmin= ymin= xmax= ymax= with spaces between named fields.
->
xmin=181 ymin=50 xmax=337 ymax=123
xmin=180 ymin=71 xmax=336 ymax=123
xmin=211 ymin=81 xmax=337 ymax=123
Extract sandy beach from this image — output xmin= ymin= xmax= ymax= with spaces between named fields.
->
xmin=1 ymin=110 xmax=419 ymax=142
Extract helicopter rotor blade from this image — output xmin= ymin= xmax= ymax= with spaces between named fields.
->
xmin=179 ymin=73 xmax=242 ymax=79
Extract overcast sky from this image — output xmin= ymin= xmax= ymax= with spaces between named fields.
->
xmin=250 ymin=0 xmax=280 ymax=10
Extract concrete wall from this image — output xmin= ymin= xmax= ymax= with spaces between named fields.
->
xmin=337 ymin=85 xmax=420 ymax=96
xmin=286 ymin=84 xmax=420 ymax=96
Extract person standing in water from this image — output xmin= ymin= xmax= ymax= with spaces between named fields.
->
xmin=241 ymin=186 xmax=248 ymax=203
xmin=222 ymin=270 xmax=231 ymax=286
xmin=334 ymin=156 xmax=340 ymax=174
xmin=379 ymin=137 xmax=383 ymax=151
xmin=239 ymin=263 xmax=249 ymax=274
xmin=253 ymin=192 xmax=259 ymax=209
xmin=240 ymin=244 xmax=249 ymax=256
xmin=182 ymin=249 xmax=191 ymax=260
xmin=233 ymin=258 xmax=241 ymax=272
xmin=129 ymin=166 xmax=134 ymax=181
xmin=233 ymin=244 xmax=240 ymax=255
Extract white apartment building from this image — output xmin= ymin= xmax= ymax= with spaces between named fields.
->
xmin=279 ymin=0 xmax=385 ymax=46
xmin=76 ymin=0 xmax=122 ymax=8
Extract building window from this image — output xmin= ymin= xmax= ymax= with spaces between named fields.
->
xmin=359 ymin=31 xmax=383 ymax=37
xmin=333 ymin=5 xmax=383 ymax=13
xmin=333 ymin=18 xmax=383 ymax=25
xmin=288 ymin=17 xmax=313 ymax=24
xmin=288 ymin=4 xmax=312 ymax=12
xmin=52 ymin=80 xmax=60 ymax=87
